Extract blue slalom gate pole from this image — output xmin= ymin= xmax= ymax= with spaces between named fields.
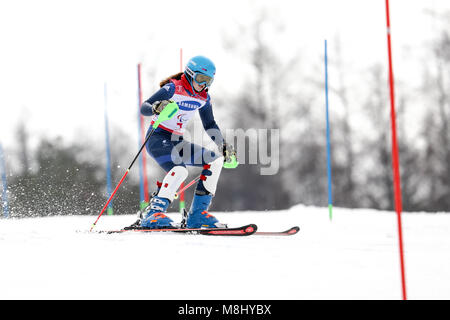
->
xmin=0 ymin=143 xmax=9 ymax=218
xmin=324 ymin=40 xmax=333 ymax=220
xmin=104 ymin=83 xmax=113 ymax=215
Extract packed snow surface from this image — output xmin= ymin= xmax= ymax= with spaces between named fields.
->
xmin=1 ymin=204 xmax=449 ymax=299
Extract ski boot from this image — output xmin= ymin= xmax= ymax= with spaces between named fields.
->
xmin=126 ymin=181 xmax=163 ymax=229
xmin=186 ymin=191 xmax=226 ymax=229
xmin=137 ymin=166 xmax=188 ymax=229
xmin=140 ymin=196 xmax=175 ymax=229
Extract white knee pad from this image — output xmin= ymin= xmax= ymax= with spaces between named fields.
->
xmin=158 ymin=166 xmax=188 ymax=201
xmin=202 ymin=156 xmax=224 ymax=195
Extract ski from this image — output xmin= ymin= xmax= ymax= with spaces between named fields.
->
xmin=91 ymin=224 xmax=299 ymax=237
xmin=96 ymin=224 xmax=257 ymax=236
xmin=254 ymin=226 xmax=300 ymax=236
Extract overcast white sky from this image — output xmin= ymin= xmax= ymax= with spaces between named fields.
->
xmin=0 ymin=0 xmax=448 ymax=153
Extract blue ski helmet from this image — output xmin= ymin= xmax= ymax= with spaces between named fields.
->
xmin=184 ymin=55 xmax=216 ymax=90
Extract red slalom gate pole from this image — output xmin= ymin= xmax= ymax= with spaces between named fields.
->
xmin=138 ymin=63 xmax=150 ymax=205
xmin=385 ymin=0 xmax=407 ymax=300
xmin=178 ymin=48 xmax=186 ymax=213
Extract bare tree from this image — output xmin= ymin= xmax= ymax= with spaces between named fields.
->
xmin=358 ymin=64 xmax=394 ymax=210
xmin=326 ymin=38 xmax=357 ymax=208
xmin=15 ymin=121 xmax=31 ymax=177
xmin=419 ymin=28 xmax=450 ymax=210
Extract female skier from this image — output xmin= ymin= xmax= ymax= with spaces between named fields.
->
xmin=139 ymin=55 xmax=236 ymax=229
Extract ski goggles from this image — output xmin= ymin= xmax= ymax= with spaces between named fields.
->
xmin=193 ymin=73 xmax=214 ymax=87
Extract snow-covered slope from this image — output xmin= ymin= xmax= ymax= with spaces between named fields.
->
xmin=1 ymin=205 xmax=449 ymax=299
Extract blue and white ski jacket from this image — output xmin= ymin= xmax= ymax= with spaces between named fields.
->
xmin=141 ymin=74 xmax=224 ymax=146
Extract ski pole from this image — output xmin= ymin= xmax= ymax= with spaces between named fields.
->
xmin=90 ymin=102 xmax=179 ymax=232
xmin=173 ymin=150 xmax=239 ymax=199
xmin=174 ymin=175 xmax=201 ymax=199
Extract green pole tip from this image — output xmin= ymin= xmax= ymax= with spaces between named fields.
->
xmin=223 ymin=155 xmax=239 ymax=169
xmin=152 ymin=101 xmax=179 ymax=129
xmin=328 ymin=204 xmax=333 ymax=220
xmin=140 ymin=201 xmax=149 ymax=211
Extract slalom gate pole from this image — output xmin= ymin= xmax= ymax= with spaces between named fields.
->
xmin=137 ymin=63 xmax=150 ymax=210
xmin=0 ymin=143 xmax=9 ymax=218
xmin=385 ymin=0 xmax=407 ymax=300
xmin=324 ymin=39 xmax=333 ymax=221
xmin=104 ymin=83 xmax=113 ymax=215
xmin=178 ymin=48 xmax=186 ymax=213
xmin=90 ymin=102 xmax=179 ymax=232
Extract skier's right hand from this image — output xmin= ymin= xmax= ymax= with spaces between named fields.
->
xmin=152 ymin=99 xmax=174 ymax=115
xmin=222 ymin=142 xmax=236 ymax=162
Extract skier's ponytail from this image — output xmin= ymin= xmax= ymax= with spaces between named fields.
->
xmin=160 ymin=72 xmax=184 ymax=87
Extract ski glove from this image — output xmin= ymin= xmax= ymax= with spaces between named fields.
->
xmin=222 ymin=142 xmax=236 ymax=162
xmin=152 ymin=99 xmax=174 ymax=115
